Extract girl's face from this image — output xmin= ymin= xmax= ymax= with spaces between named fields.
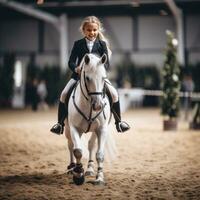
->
xmin=83 ymin=22 xmax=99 ymax=41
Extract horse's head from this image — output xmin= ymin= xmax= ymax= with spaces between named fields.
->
xmin=80 ymin=53 xmax=107 ymax=111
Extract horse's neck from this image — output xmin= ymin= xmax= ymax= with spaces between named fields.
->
xmin=76 ymin=82 xmax=90 ymax=107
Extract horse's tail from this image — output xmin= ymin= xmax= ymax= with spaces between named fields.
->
xmin=105 ymin=130 xmax=118 ymax=162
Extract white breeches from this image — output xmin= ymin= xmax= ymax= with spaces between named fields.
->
xmin=60 ymin=78 xmax=118 ymax=103
xmin=60 ymin=79 xmax=77 ymax=103
xmin=104 ymin=79 xmax=118 ymax=103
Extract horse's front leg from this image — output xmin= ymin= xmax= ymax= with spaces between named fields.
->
xmin=69 ymin=125 xmax=85 ymax=185
xmin=85 ymin=132 xmax=96 ymax=177
xmin=64 ymin=122 xmax=75 ymax=174
xmin=95 ymin=127 xmax=107 ymax=185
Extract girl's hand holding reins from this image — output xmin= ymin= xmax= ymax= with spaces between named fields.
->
xmin=75 ymin=66 xmax=81 ymax=76
xmin=37 ymin=0 xmax=44 ymax=4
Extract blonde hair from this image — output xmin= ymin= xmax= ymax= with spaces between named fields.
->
xmin=79 ymin=16 xmax=112 ymax=58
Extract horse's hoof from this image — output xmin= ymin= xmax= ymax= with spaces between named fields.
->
xmin=85 ymin=171 xmax=95 ymax=177
xmin=93 ymin=180 xmax=105 ymax=186
xmin=73 ymin=174 xmax=85 ymax=185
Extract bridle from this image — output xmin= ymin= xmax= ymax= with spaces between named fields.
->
xmin=84 ymin=71 xmax=104 ymax=96
xmin=72 ymin=60 xmax=107 ymax=132
xmin=79 ymin=67 xmax=105 ymax=101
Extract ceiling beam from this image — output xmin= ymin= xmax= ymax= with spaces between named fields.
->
xmin=0 ymin=0 xmax=68 ymax=71
xmin=0 ymin=0 xmax=59 ymax=29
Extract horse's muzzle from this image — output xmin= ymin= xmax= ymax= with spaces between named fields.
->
xmin=92 ymin=101 xmax=102 ymax=111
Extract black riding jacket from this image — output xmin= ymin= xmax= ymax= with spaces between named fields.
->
xmin=68 ymin=38 xmax=110 ymax=80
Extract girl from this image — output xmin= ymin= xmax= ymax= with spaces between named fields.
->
xmin=50 ymin=16 xmax=130 ymax=134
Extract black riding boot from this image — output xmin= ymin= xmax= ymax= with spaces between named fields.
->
xmin=50 ymin=101 xmax=67 ymax=135
xmin=112 ymin=101 xmax=130 ymax=132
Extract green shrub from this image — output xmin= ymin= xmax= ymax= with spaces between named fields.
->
xmin=161 ymin=31 xmax=181 ymax=118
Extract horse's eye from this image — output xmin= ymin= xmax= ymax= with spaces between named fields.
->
xmin=86 ymin=76 xmax=90 ymax=82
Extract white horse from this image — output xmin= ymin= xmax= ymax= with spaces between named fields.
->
xmin=64 ymin=53 xmax=112 ymax=185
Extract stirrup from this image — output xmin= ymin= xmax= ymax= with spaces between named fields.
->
xmin=50 ymin=123 xmax=63 ymax=135
xmin=116 ymin=121 xmax=130 ymax=133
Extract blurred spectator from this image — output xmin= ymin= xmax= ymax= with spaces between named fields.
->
xmin=31 ymin=78 xmax=39 ymax=111
xmin=182 ymin=74 xmax=194 ymax=120
xmin=37 ymin=0 xmax=44 ymax=4
xmin=37 ymin=79 xmax=49 ymax=111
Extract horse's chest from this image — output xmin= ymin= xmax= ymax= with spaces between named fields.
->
xmin=73 ymin=115 xmax=101 ymax=133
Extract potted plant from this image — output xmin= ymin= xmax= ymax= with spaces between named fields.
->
xmin=161 ymin=30 xmax=181 ymax=131
xmin=190 ymin=102 xmax=200 ymax=130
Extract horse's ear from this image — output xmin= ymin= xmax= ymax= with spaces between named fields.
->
xmin=84 ymin=54 xmax=90 ymax=64
xmin=101 ymin=53 xmax=107 ymax=64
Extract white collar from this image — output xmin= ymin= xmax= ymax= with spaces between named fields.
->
xmin=85 ymin=38 xmax=96 ymax=43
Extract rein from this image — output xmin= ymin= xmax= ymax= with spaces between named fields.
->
xmin=72 ymin=82 xmax=106 ymax=133
xmin=71 ymin=56 xmax=108 ymax=132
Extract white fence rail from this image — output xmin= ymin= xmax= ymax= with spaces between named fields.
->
xmin=118 ymin=88 xmax=200 ymax=112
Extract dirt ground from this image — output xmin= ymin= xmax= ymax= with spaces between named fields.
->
xmin=0 ymin=107 xmax=200 ymax=200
